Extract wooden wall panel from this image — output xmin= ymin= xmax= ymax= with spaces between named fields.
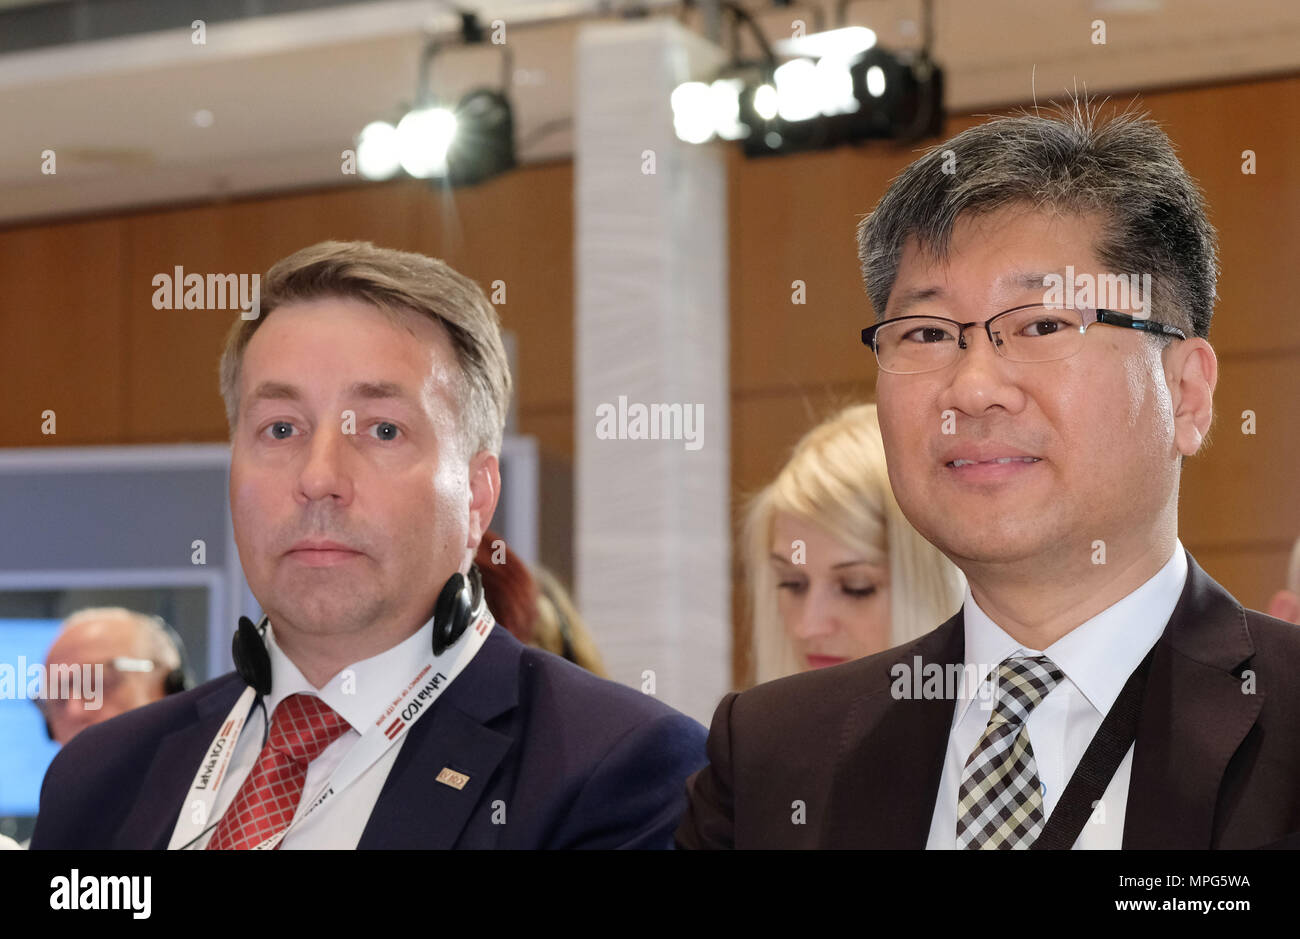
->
xmin=412 ymin=162 xmax=575 ymax=414
xmin=517 ymin=406 xmax=573 ymax=462
xmin=0 ymin=218 xmax=127 ymax=445
xmin=1182 ymin=543 xmax=1296 ymax=615
xmin=1148 ymin=81 xmax=1300 ymax=358
xmin=1178 ymin=354 xmax=1300 ymax=548
xmin=731 ymin=384 xmax=872 ymax=502
xmin=120 ymin=181 xmax=421 ymax=441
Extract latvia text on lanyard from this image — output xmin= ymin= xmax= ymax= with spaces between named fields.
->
xmin=168 ymin=608 xmax=494 ymax=850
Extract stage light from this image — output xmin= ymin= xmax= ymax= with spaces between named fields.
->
xmin=670 ymin=78 xmax=749 ymax=143
xmin=815 ymin=56 xmax=858 ymax=115
xmin=356 ymin=13 xmax=518 ymax=187
xmin=774 ymin=58 xmax=820 ymax=122
xmin=710 ymin=78 xmax=746 ymax=140
xmin=670 ymin=5 xmax=943 ymax=159
xmin=396 ymin=106 xmax=457 ymax=179
xmin=448 ymin=88 xmax=516 ymax=185
xmin=672 ymin=81 xmax=715 ymax=144
xmin=775 ymin=25 xmax=876 ymax=61
xmin=865 ymin=64 xmax=886 ymax=97
xmin=357 ymin=121 xmax=401 ymax=180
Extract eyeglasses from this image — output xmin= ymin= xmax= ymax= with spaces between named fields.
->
xmin=860 ymin=304 xmax=1187 ymax=375
xmin=37 ymin=657 xmax=160 ymax=712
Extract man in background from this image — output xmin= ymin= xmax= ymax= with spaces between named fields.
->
xmin=40 ymin=608 xmax=186 ymax=745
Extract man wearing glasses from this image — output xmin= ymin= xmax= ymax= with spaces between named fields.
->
xmin=677 ymin=101 xmax=1300 ymax=849
xmin=40 ymin=608 xmax=188 ymax=746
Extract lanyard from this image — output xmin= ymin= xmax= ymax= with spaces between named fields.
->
xmin=1030 ymin=642 xmax=1157 ymax=849
xmin=169 ymin=607 xmax=494 ymax=850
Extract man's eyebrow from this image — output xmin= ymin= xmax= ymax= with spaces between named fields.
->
xmin=346 ymin=380 xmax=412 ymax=401
xmin=246 ymin=380 xmax=415 ymax=406
xmin=1001 ymin=270 xmax=1062 ymax=292
xmin=891 ymin=285 xmax=947 ymax=316
xmin=247 ymin=380 xmax=300 ymax=404
xmin=889 ymin=271 xmax=1065 ymax=317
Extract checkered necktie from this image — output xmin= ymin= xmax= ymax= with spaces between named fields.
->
xmin=955 ymin=655 xmax=1063 ymax=849
xmin=207 ymin=693 xmax=351 ymax=850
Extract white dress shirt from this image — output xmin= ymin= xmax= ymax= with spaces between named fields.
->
xmin=183 ymin=617 xmax=437 ymax=850
xmin=926 ymin=541 xmax=1188 ymax=849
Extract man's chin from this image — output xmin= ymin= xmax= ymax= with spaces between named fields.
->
xmin=267 ymin=589 xmax=382 ymax=637
xmin=924 ymin=522 xmax=1062 ymax=569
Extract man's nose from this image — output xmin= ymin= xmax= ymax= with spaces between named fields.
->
xmin=943 ymin=324 xmax=1024 ymax=414
xmin=298 ymin=425 xmax=355 ymax=502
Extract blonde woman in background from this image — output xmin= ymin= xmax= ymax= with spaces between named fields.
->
xmin=532 ymin=566 xmax=610 ymax=678
xmin=743 ymin=402 xmax=966 ymax=683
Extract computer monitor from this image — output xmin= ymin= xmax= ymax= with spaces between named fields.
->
xmin=0 ymin=585 xmax=211 ymax=845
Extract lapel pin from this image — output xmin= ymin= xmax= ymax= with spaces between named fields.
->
xmin=436 ymin=767 xmax=470 ymax=790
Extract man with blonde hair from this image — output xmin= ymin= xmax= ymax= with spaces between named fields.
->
xmin=34 ymin=241 xmax=705 ymax=849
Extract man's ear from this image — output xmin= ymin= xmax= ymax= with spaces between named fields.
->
xmin=466 ymin=450 xmax=501 ymax=552
xmin=1165 ymin=337 xmax=1217 ymax=457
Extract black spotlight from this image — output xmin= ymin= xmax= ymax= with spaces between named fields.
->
xmin=444 ymin=88 xmax=517 ymax=186
xmin=849 ymin=48 xmax=944 ymax=140
xmin=740 ymin=48 xmax=944 ymax=158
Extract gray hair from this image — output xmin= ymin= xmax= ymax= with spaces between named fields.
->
xmin=857 ymin=96 xmax=1219 ymax=338
xmin=59 ymin=607 xmax=182 ymax=672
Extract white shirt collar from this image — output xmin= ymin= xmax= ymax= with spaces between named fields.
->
xmin=261 ymin=617 xmax=436 ymax=732
xmin=955 ymin=540 xmax=1188 ymax=724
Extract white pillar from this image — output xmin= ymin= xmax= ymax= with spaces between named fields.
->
xmin=574 ymin=19 xmax=730 ymax=726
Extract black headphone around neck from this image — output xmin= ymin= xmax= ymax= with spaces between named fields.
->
xmin=232 ymin=566 xmax=487 ymax=697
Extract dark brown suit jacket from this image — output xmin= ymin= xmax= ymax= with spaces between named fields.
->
xmin=677 ymin=552 xmax=1300 ymax=848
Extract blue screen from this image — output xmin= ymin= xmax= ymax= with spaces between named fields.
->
xmin=0 ymin=619 xmax=63 ymax=818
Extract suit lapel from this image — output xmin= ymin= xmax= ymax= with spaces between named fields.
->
xmin=114 ymin=675 xmax=246 ymax=849
xmin=823 ymin=613 xmax=964 ymax=848
xmin=357 ymin=704 xmax=514 ymax=848
xmin=358 ymin=626 xmax=520 ymax=848
xmin=1123 ymin=552 xmax=1263 ymax=848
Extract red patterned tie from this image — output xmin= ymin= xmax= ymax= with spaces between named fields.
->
xmin=207 ymin=693 xmax=351 ymax=850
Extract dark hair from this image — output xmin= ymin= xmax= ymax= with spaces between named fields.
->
xmin=857 ymin=96 xmax=1218 ymax=338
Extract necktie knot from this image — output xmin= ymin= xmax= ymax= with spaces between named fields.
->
xmin=986 ymin=655 xmax=1063 ymax=726
xmin=268 ymin=693 xmax=351 ymax=763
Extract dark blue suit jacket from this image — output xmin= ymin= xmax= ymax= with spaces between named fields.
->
xmin=31 ymin=625 xmax=707 ymax=849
